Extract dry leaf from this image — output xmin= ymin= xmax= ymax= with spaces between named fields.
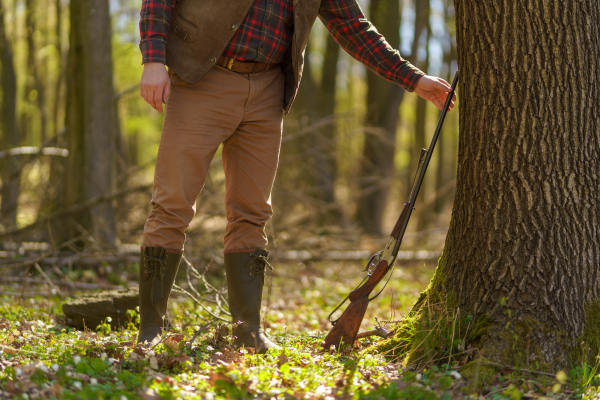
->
xmin=209 ymin=371 xmax=233 ymax=385
xmin=165 ymin=355 xmax=193 ymax=370
xmin=3 ymin=381 xmax=20 ymax=395
xmin=139 ymin=387 xmax=162 ymax=400
xmin=277 ymin=354 xmax=289 ymax=367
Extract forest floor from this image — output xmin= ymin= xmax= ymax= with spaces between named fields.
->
xmin=0 ymin=240 xmax=597 ymax=399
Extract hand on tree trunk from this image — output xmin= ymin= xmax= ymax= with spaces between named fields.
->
xmin=414 ymin=75 xmax=456 ymax=111
xmin=140 ymin=62 xmax=170 ymax=113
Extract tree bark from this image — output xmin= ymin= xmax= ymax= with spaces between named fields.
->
xmin=0 ymin=0 xmax=20 ymax=228
xmin=411 ymin=0 xmax=431 ymax=231
xmin=355 ymin=0 xmax=404 ymax=234
xmin=431 ymin=0 xmax=600 ymax=370
xmin=434 ymin=2 xmax=458 ymax=215
xmin=63 ymin=0 xmax=117 ymax=247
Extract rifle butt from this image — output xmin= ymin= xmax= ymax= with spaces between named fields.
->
xmin=321 ymin=297 xmax=369 ymax=351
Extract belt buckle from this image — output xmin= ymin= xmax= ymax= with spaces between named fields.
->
xmin=227 ymin=57 xmax=235 ymax=70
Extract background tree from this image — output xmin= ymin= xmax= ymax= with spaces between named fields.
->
xmin=394 ymin=0 xmax=600 ymax=370
xmin=62 ymin=0 xmax=117 ymax=247
xmin=0 ymin=0 xmax=19 ymax=229
xmin=355 ymin=0 xmax=404 ymax=234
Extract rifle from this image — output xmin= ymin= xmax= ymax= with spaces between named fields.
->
xmin=321 ymin=72 xmax=459 ymax=351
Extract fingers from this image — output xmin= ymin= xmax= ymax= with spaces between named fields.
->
xmin=140 ymin=84 xmax=163 ymax=112
xmin=163 ymin=81 xmax=170 ymax=105
xmin=434 ymin=77 xmax=456 ymax=111
xmin=435 ymin=77 xmax=452 ymax=91
xmin=140 ymin=63 xmax=169 ymax=113
xmin=153 ymin=90 xmax=163 ymax=113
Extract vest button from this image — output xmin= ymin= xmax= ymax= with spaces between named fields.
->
xmin=210 ymin=57 xmax=217 ymax=64
xmin=231 ymin=24 xmax=238 ymax=30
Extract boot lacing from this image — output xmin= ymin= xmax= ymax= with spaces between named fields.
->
xmin=248 ymin=252 xmax=274 ymax=283
xmin=144 ymin=253 xmax=167 ymax=305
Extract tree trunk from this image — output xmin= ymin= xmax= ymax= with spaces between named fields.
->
xmin=314 ymin=34 xmax=340 ymax=208
xmin=0 ymin=0 xmax=20 ymax=228
xmin=24 ymin=0 xmax=48 ymax=144
xmin=355 ymin=0 xmax=403 ymax=234
xmin=63 ymin=0 xmax=116 ymax=247
xmin=52 ymin=0 xmax=64 ymax=138
xmin=432 ymin=0 xmax=600 ymax=370
xmin=434 ymin=2 xmax=458 ymax=215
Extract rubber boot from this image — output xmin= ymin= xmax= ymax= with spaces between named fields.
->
xmin=225 ymin=249 xmax=279 ymax=353
xmin=137 ymin=247 xmax=182 ymax=346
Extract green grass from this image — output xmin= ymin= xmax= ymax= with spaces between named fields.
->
xmin=0 ymin=260 xmax=599 ymax=399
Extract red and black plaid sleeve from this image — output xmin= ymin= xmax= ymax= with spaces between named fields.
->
xmin=139 ymin=0 xmax=176 ymax=64
xmin=318 ymin=0 xmax=424 ymax=92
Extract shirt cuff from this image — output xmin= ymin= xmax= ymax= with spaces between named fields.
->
xmin=394 ymin=61 xmax=425 ymax=92
xmin=140 ymin=39 xmax=167 ymax=65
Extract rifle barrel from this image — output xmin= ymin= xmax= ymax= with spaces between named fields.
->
xmin=390 ymin=72 xmax=459 ymax=255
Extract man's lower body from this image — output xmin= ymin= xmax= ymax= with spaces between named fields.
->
xmin=137 ymin=64 xmax=284 ymax=353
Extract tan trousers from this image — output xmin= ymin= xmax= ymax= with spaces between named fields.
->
xmin=142 ymin=65 xmax=285 ymax=252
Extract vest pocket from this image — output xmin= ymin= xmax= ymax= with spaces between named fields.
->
xmin=172 ymin=14 xmax=198 ymax=43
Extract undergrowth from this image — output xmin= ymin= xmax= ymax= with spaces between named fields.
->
xmin=1 ymin=259 xmax=600 ymax=399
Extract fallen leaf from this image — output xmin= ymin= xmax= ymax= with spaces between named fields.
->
xmin=132 ymin=346 xmax=146 ymax=357
xmin=208 ymin=352 xmax=227 ymax=365
xmin=139 ymin=387 xmax=162 ymax=400
xmin=3 ymin=381 xmax=20 ymax=395
xmin=166 ymin=333 xmax=185 ymax=342
xmin=209 ymin=371 xmax=233 ymax=385
xmin=277 ymin=354 xmax=289 ymax=367
xmin=164 ymin=355 xmax=193 ymax=370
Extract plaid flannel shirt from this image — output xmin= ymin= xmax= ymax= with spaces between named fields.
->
xmin=139 ymin=0 xmax=423 ymax=91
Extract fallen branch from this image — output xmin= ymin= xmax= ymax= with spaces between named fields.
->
xmin=187 ymin=323 xmax=211 ymax=351
xmin=0 ymin=236 xmax=84 ymax=269
xmin=0 ymin=146 xmax=69 ymax=159
xmin=172 ymin=284 xmax=228 ymax=323
xmin=0 ymin=184 xmax=151 ymax=239
xmin=355 ymin=326 xmax=392 ymax=340
xmin=0 ymin=276 xmax=122 ymax=291
xmin=33 ymin=263 xmax=64 ymax=296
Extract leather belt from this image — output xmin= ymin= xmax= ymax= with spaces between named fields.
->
xmin=217 ymin=56 xmax=279 ymax=74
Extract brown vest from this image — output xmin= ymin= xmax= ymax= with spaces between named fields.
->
xmin=165 ymin=0 xmax=322 ymax=114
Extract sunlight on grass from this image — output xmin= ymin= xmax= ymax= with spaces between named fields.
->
xmin=0 ymin=259 xmax=596 ymax=399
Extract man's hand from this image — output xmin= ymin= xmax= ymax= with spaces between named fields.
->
xmin=414 ymin=75 xmax=456 ymax=111
xmin=140 ymin=62 xmax=170 ymax=113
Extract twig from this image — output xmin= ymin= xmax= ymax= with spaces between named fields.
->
xmin=33 ymin=263 xmax=64 ymax=296
xmin=172 ymin=284 xmax=228 ymax=323
xmin=114 ymin=84 xmax=139 ymax=101
xmin=52 ymin=265 xmax=77 ymax=291
xmin=0 ymin=344 xmax=56 ymax=359
xmin=183 ymin=257 xmax=229 ymax=315
xmin=0 ymin=291 xmax=58 ymax=297
xmin=187 ymin=323 xmax=211 ymax=351
xmin=20 ymin=265 xmax=32 ymax=297
xmin=495 ymin=363 xmax=557 ymax=378
xmin=356 ymin=326 xmax=392 ymax=340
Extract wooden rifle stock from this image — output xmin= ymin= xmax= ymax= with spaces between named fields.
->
xmin=320 ymin=259 xmax=388 ymax=350
xmin=321 ymin=72 xmax=459 ymax=352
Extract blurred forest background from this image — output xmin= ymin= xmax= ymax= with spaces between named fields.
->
xmin=0 ymin=0 xmax=458 ymax=271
